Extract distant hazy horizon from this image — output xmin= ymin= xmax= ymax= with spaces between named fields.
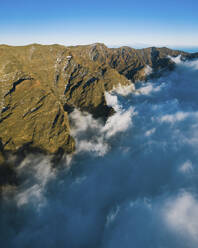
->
xmin=0 ymin=41 xmax=197 ymax=54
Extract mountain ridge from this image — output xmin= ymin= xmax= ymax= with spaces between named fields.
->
xmin=0 ymin=43 xmax=197 ymax=187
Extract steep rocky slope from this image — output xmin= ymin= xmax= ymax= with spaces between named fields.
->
xmin=0 ymin=43 xmax=197 ymax=179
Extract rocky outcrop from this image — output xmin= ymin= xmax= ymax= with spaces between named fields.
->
xmin=0 ymin=43 xmax=197 ymax=172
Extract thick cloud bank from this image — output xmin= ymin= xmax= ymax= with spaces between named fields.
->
xmin=1 ymin=57 xmax=198 ymax=248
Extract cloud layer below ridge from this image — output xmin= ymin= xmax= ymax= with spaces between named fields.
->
xmin=1 ymin=57 xmax=198 ymax=248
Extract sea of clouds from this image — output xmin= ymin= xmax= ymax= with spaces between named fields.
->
xmin=1 ymin=57 xmax=198 ymax=248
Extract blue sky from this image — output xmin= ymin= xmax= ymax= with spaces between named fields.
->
xmin=1 ymin=0 xmax=198 ymax=48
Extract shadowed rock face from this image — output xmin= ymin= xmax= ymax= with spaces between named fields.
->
xmin=0 ymin=43 xmax=196 ymax=173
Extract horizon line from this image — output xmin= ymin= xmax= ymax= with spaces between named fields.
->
xmin=0 ymin=42 xmax=198 ymax=52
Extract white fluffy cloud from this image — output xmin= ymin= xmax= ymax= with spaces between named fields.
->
xmin=179 ymin=160 xmax=193 ymax=174
xmin=110 ymin=83 xmax=135 ymax=96
xmin=135 ymin=81 xmax=165 ymax=95
xmin=163 ymin=192 xmax=198 ymax=243
xmin=159 ymin=111 xmax=189 ymax=123
xmin=69 ymin=92 xmax=134 ymax=156
xmin=15 ymin=155 xmax=55 ymax=207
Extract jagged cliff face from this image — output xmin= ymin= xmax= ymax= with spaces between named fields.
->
xmin=0 ymin=43 xmax=195 ymax=170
